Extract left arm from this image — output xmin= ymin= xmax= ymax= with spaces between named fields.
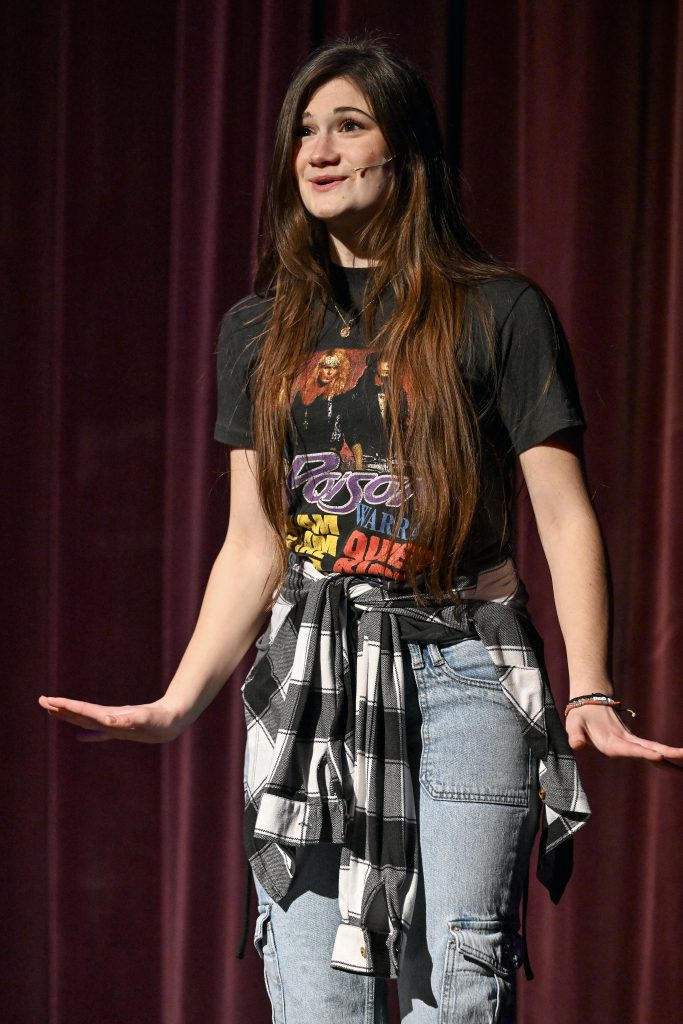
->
xmin=519 ymin=435 xmax=683 ymax=768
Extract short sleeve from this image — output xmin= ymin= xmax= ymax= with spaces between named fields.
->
xmin=495 ymin=284 xmax=585 ymax=454
xmin=214 ymin=298 xmax=266 ymax=448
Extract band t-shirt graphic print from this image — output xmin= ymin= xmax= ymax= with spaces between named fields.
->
xmin=214 ymin=265 xmax=586 ymax=581
xmin=287 ymin=345 xmax=424 ymax=579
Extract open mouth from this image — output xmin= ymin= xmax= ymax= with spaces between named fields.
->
xmin=310 ymin=176 xmax=346 ymax=191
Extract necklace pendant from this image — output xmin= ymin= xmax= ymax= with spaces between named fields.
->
xmin=340 ymin=325 xmax=351 ymax=338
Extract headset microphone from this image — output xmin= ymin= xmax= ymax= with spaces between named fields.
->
xmin=353 ymin=155 xmax=396 ymax=173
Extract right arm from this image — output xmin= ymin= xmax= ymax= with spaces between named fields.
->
xmin=38 ymin=448 xmax=280 ymax=742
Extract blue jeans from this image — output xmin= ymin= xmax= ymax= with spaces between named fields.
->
xmin=251 ymin=636 xmax=541 ymax=1023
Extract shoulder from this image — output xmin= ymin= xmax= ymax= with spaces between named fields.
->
xmin=219 ymin=291 xmax=273 ymax=338
xmin=470 ymin=276 xmax=553 ymax=333
xmin=217 ymin=291 xmax=274 ymax=364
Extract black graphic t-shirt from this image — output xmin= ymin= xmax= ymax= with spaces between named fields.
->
xmin=214 ymin=267 xmax=585 ymax=581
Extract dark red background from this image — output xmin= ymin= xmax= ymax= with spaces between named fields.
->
xmin=3 ymin=2 xmax=682 ymax=1021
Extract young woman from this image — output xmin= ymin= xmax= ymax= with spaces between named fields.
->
xmin=39 ymin=38 xmax=683 ymax=1024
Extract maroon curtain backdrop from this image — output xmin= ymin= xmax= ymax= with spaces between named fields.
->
xmin=3 ymin=2 xmax=681 ymax=1022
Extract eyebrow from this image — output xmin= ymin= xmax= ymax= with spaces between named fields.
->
xmin=301 ymin=106 xmax=376 ymax=122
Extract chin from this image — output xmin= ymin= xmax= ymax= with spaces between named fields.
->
xmin=305 ymin=198 xmax=350 ymax=220
xmin=309 ymin=203 xmax=377 ymax=230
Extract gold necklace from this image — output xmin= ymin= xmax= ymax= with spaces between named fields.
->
xmin=332 ymin=300 xmax=371 ymax=338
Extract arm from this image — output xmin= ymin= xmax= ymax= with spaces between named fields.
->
xmin=38 ymin=448 xmax=280 ymax=742
xmin=519 ymin=434 xmax=683 ymax=767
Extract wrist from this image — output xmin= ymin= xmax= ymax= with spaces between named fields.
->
xmin=568 ymin=677 xmax=614 ymax=701
xmin=565 ymin=692 xmax=636 ymax=719
xmin=155 ymin=689 xmax=201 ymax=730
xmin=161 ymin=665 xmax=229 ymax=728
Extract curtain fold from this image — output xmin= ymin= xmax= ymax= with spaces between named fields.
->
xmin=3 ymin=2 xmax=176 ymax=1021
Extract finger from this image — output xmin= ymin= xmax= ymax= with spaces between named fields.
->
xmin=44 ymin=705 xmax=113 ymax=729
xmin=624 ymin=733 xmax=683 ymax=760
xmin=615 ymin=743 xmax=664 ymax=761
xmin=600 ymin=728 xmax=683 ymax=761
xmin=44 ymin=705 xmax=138 ymax=732
xmin=567 ymin=730 xmax=588 ymax=751
xmin=566 ymin=716 xmax=591 ymax=748
xmin=599 ymin=732 xmax=666 ymax=760
xmin=40 ymin=696 xmax=126 ymax=720
xmin=604 ymin=737 xmax=673 ymax=762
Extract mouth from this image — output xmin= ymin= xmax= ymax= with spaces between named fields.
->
xmin=309 ymin=175 xmax=347 ymax=191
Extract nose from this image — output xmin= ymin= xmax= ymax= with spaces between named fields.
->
xmin=308 ymin=131 xmax=340 ymax=167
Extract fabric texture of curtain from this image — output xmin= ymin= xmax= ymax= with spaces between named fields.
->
xmin=3 ymin=1 xmax=681 ymax=1021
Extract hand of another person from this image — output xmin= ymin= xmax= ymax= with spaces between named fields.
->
xmin=37 ymin=694 xmax=186 ymax=743
xmin=566 ymin=703 xmax=683 ymax=771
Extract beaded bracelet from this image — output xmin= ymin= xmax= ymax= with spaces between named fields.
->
xmin=564 ymin=693 xmax=636 ymax=718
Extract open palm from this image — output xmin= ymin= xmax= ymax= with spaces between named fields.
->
xmin=566 ymin=704 xmax=683 ymax=771
xmin=38 ymin=695 xmax=184 ymax=743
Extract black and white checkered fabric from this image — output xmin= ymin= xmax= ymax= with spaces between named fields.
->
xmin=242 ymin=553 xmax=591 ymax=978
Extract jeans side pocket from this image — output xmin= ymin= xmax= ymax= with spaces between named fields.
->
xmin=436 ymin=638 xmax=504 ymax=692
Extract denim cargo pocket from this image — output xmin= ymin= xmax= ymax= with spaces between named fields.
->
xmin=253 ymin=903 xmax=269 ymax=959
xmin=413 ymin=639 xmax=531 ymax=805
xmin=253 ymin=903 xmax=285 ymax=1022
xmin=440 ymin=922 xmax=522 ymax=1023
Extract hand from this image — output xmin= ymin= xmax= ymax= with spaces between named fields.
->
xmin=566 ymin=703 xmax=683 ymax=771
xmin=37 ymin=694 xmax=187 ymax=744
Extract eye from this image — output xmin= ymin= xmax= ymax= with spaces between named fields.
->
xmin=295 ymin=124 xmax=315 ymax=138
xmin=339 ymin=118 xmax=363 ymax=132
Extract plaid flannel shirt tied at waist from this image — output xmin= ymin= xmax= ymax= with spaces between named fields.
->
xmin=241 ymin=553 xmax=591 ymax=978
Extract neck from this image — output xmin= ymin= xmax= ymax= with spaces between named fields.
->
xmin=327 ymin=230 xmax=377 ymax=268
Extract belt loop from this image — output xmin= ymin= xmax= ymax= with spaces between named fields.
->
xmin=408 ymin=643 xmax=424 ymax=670
xmin=427 ymin=642 xmax=444 ymax=666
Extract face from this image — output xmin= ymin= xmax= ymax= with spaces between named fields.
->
xmin=295 ymin=77 xmax=393 ymax=234
xmin=317 ymin=356 xmax=340 ymax=385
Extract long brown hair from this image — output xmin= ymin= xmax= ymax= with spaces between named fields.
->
xmin=252 ymin=36 xmax=525 ymax=603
